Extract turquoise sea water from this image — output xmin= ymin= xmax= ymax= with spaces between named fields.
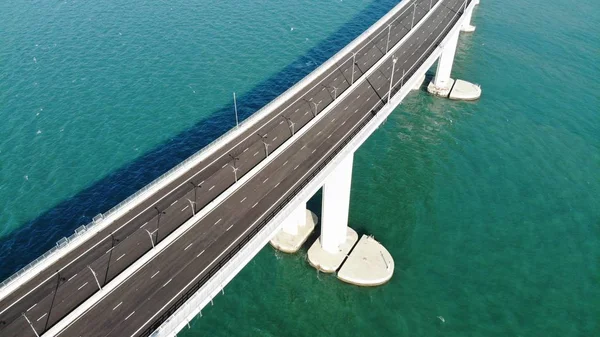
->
xmin=1 ymin=0 xmax=599 ymax=336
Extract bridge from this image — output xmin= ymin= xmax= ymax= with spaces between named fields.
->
xmin=0 ymin=0 xmax=480 ymax=336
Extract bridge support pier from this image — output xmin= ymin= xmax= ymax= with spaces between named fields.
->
xmin=282 ymin=205 xmax=305 ymax=236
xmin=427 ymin=31 xmax=459 ymax=98
xmin=307 ymin=154 xmax=358 ymax=273
xmin=270 ymin=203 xmax=317 ymax=254
xmin=320 ymin=154 xmax=354 ymax=253
xmin=304 ymin=153 xmax=394 ymax=286
xmin=427 ymin=32 xmax=481 ymax=101
xmin=461 ymin=4 xmax=476 ymax=32
xmin=427 ymin=2 xmax=481 ymax=101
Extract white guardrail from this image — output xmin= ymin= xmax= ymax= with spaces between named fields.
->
xmin=150 ymin=0 xmax=477 ymax=336
xmin=0 ymin=0 xmax=426 ymax=297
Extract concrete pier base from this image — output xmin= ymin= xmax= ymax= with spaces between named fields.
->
xmin=337 ymin=235 xmax=394 ymax=286
xmin=307 ymin=227 xmax=358 ymax=273
xmin=428 ymin=79 xmax=481 ymax=100
xmin=461 ymin=24 xmax=476 ymax=33
xmin=412 ymin=74 xmax=426 ymax=90
xmin=427 ymin=78 xmax=455 ymax=97
xmin=449 ymin=79 xmax=481 ymax=100
xmin=270 ymin=210 xmax=317 ymax=253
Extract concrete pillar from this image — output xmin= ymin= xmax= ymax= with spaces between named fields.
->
xmin=282 ymin=203 xmax=306 ymax=235
xmin=428 ymin=4 xmax=481 ymax=101
xmin=427 ymin=30 xmax=460 ymax=97
xmin=320 ymin=153 xmax=353 ymax=253
xmin=461 ymin=6 xmax=476 ymax=32
xmin=433 ymin=31 xmax=459 ymax=89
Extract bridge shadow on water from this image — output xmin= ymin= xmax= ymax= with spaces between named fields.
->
xmin=0 ymin=0 xmax=399 ymax=281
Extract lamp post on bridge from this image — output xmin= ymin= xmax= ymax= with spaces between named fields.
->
xmin=401 ymin=69 xmax=406 ymax=89
xmin=411 ymin=2 xmax=417 ymax=29
xmin=330 ymin=86 xmax=340 ymax=100
xmin=44 ymin=271 xmax=67 ymax=331
xmin=187 ymin=181 xmax=199 ymax=216
xmin=145 ymin=228 xmax=157 ymax=248
xmin=351 ymin=52 xmax=357 ymax=85
xmin=311 ymin=102 xmax=320 ymax=117
xmin=87 ymin=265 xmax=102 ymax=291
xmin=152 ymin=206 xmax=165 ymax=245
xmin=186 ymin=198 xmax=196 ymax=215
xmin=103 ymin=233 xmax=119 ymax=286
xmin=388 ymin=57 xmax=398 ymax=103
xmin=22 ymin=313 xmax=39 ymax=337
xmin=257 ymin=133 xmax=271 ymax=157
xmin=385 ymin=24 xmax=392 ymax=54
xmin=233 ymin=92 xmax=239 ymax=129
xmin=228 ymin=154 xmax=240 ymax=182
xmin=282 ymin=115 xmax=296 ymax=136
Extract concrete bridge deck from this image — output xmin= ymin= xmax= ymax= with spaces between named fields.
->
xmin=0 ymin=0 xmax=474 ymax=335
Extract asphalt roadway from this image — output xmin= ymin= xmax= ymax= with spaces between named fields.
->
xmin=0 ymin=0 xmax=470 ymax=335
